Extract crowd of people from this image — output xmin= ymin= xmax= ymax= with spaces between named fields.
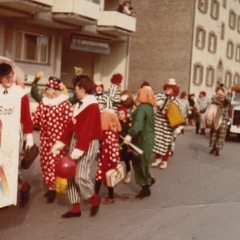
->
xmin=0 ymin=62 xmax=231 ymax=218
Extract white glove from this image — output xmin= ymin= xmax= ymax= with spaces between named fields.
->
xmin=71 ymin=148 xmax=84 ymax=159
xmin=175 ymin=126 xmax=183 ymax=135
xmin=188 ymin=110 xmax=192 ymax=115
xmin=25 ymin=134 xmax=34 ymax=149
xmin=121 ymin=95 xmax=128 ymax=101
xmin=157 ymin=100 xmax=164 ymax=107
xmin=51 ymin=141 xmax=65 ymax=155
xmin=124 ymin=135 xmax=132 ymax=145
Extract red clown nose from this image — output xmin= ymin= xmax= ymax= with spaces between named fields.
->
xmin=55 ymin=156 xmax=76 ymax=179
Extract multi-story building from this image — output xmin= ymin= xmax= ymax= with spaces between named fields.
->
xmin=0 ymin=0 xmax=136 ymax=90
xmin=129 ymin=0 xmax=240 ymax=96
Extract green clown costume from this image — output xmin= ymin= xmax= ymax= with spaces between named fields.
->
xmin=125 ymin=86 xmax=156 ymax=198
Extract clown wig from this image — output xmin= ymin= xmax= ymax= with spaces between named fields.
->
xmin=163 ymin=83 xmax=179 ymax=97
xmin=134 ymin=86 xmax=157 ymax=107
xmin=101 ymin=109 xmax=122 ymax=132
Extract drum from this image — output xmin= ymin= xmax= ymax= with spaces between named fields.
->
xmin=205 ymin=104 xmax=222 ymax=130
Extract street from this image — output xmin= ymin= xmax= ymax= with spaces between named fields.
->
xmin=1 ymin=126 xmax=240 ymax=240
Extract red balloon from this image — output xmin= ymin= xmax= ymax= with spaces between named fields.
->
xmin=55 ymin=156 xmax=76 ymax=178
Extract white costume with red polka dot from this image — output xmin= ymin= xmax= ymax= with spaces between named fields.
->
xmin=32 ymin=94 xmax=73 ymax=189
xmin=95 ymin=130 xmax=120 ymax=185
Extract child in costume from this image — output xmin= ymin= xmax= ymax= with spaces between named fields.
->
xmin=94 ymin=109 xmax=121 ymax=209
xmin=118 ymin=106 xmax=132 ymax=184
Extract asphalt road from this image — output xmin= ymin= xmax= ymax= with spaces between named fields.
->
xmin=1 ymin=126 xmax=240 ymax=240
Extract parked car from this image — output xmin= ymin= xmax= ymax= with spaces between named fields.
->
xmin=226 ymin=86 xmax=240 ymax=139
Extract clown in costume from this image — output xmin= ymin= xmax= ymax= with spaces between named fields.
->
xmin=209 ymin=86 xmax=230 ymax=156
xmin=52 ymin=75 xmax=102 ymax=218
xmin=0 ymin=63 xmax=34 ymax=207
xmin=32 ymin=77 xmax=73 ymax=203
xmin=124 ymin=86 xmax=157 ymax=198
xmin=151 ymin=78 xmax=180 ymax=169
xmin=93 ymin=81 xmax=111 ymax=112
xmin=107 ymin=73 xmax=123 ymax=113
xmin=93 ymin=108 xmax=121 ymax=212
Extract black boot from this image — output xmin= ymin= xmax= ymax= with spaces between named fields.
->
xmin=196 ymin=122 xmax=199 ymax=134
xmin=209 ymin=146 xmax=216 ymax=154
xmin=46 ymin=190 xmax=56 ymax=203
xmin=20 ymin=183 xmax=31 ymax=207
xmin=135 ymin=186 xmax=151 ymax=199
xmin=215 ymin=148 xmax=220 ymax=156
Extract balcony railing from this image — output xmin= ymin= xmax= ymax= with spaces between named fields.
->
xmin=52 ymin=0 xmax=100 ymax=26
xmin=0 ymin=0 xmax=54 ymax=13
xmin=97 ymin=11 xmax=136 ymax=36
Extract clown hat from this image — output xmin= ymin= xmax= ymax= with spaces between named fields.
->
xmin=168 ymin=78 xmax=176 ymax=85
xmin=111 ymin=73 xmax=123 ymax=84
xmin=46 ymin=76 xmax=62 ymax=91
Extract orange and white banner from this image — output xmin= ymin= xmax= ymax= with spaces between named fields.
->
xmin=0 ymin=98 xmax=20 ymax=208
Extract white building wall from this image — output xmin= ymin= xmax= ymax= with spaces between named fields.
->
xmin=101 ymin=41 xmax=128 ymax=91
xmin=190 ymin=0 xmax=240 ymax=97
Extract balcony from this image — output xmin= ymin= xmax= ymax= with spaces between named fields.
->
xmin=52 ymin=0 xmax=100 ymax=26
xmin=97 ymin=11 xmax=136 ymax=37
xmin=0 ymin=0 xmax=53 ymax=15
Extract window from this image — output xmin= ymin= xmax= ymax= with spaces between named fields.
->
xmin=221 ymin=22 xmax=225 ymax=40
xmin=208 ymin=32 xmax=217 ymax=53
xmin=206 ymin=66 xmax=215 ymax=86
xmin=223 ymin=0 xmax=226 ymax=8
xmin=193 ymin=63 xmax=204 ymax=85
xmin=217 ymin=60 xmax=223 ymax=83
xmin=236 ymin=44 xmax=240 ymax=62
xmin=196 ymin=26 xmax=206 ymax=49
xmin=227 ymin=40 xmax=234 ymax=59
xmin=225 ymin=71 xmax=232 ymax=88
xmin=238 ymin=16 xmax=240 ymax=33
xmin=15 ymin=31 xmax=50 ymax=64
xmin=198 ymin=0 xmax=208 ymax=13
xmin=234 ymin=73 xmax=240 ymax=85
xmin=210 ymin=0 xmax=219 ymax=20
xmin=229 ymin=10 xmax=236 ymax=29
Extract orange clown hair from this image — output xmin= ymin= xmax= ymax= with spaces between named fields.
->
xmin=101 ymin=109 xmax=122 ymax=132
xmin=134 ymin=86 xmax=157 ymax=107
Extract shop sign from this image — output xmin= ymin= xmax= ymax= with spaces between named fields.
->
xmin=71 ymin=35 xmax=111 ymax=54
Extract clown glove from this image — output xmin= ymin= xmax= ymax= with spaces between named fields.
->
xmin=175 ymin=126 xmax=183 ymax=135
xmin=25 ymin=133 xmax=34 ymax=149
xmin=157 ymin=100 xmax=164 ymax=107
xmin=71 ymin=148 xmax=84 ymax=159
xmin=124 ymin=135 xmax=132 ymax=145
xmin=51 ymin=141 xmax=65 ymax=155
xmin=121 ymin=95 xmax=128 ymax=101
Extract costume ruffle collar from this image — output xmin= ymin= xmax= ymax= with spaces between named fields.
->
xmin=42 ymin=94 xmax=68 ymax=106
xmin=73 ymin=95 xmax=98 ymax=117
